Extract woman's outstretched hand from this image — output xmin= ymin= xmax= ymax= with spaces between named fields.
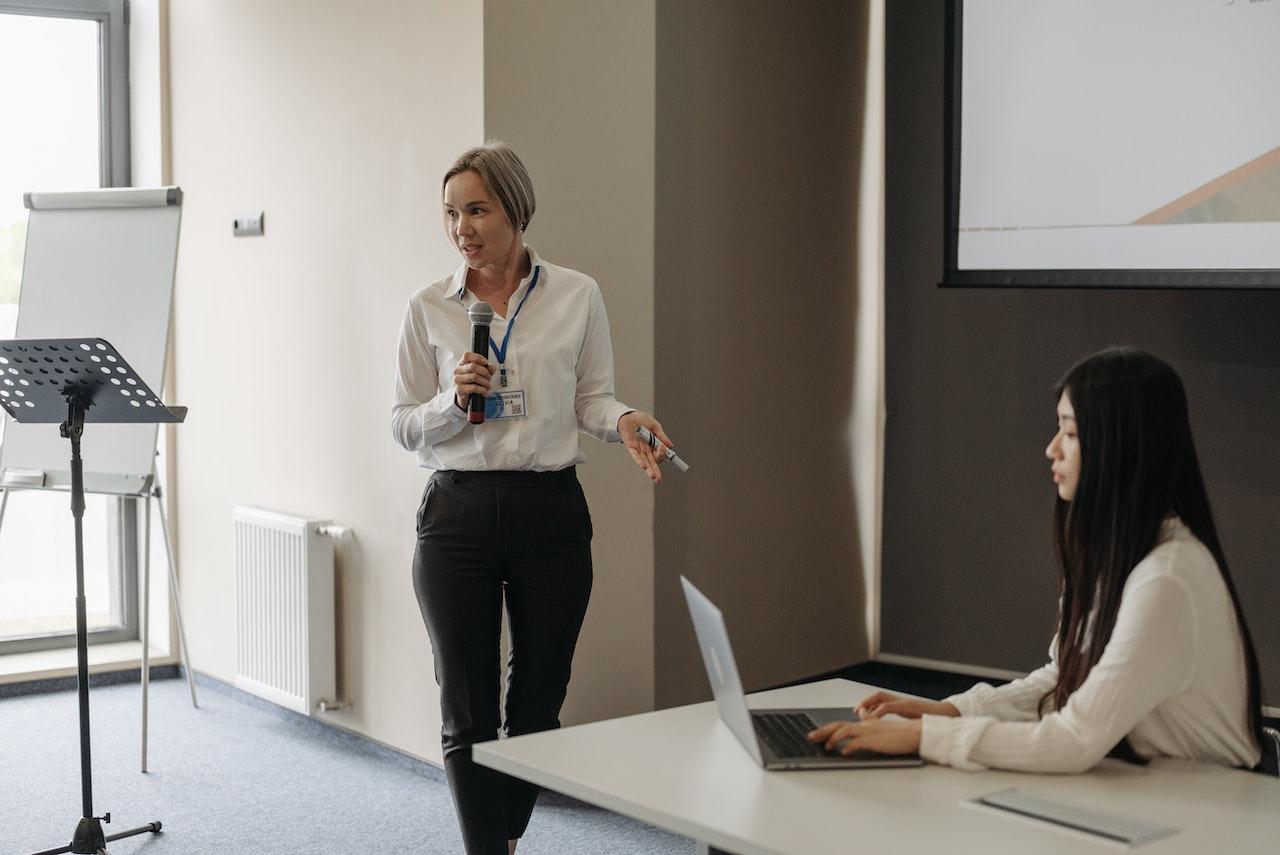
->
xmin=617 ymin=411 xmax=672 ymax=483
xmin=803 ymin=691 xmax=959 ymax=756
xmin=806 ymin=718 xmax=924 ymax=756
xmin=854 ymin=691 xmax=960 ymax=720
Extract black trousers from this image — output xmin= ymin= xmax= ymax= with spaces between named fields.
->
xmin=412 ymin=467 xmax=593 ymax=855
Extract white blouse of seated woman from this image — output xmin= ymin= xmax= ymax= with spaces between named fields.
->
xmin=809 ymin=347 xmax=1265 ymax=773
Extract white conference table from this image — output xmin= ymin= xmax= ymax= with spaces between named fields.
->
xmin=474 ymin=678 xmax=1280 ymax=854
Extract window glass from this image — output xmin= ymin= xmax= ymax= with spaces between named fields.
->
xmin=0 ymin=12 xmax=121 ymax=643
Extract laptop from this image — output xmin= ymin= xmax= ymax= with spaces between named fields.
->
xmin=681 ymin=576 xmax=923 ymax=770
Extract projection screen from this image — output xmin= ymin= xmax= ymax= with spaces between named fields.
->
xmin=945 ymin=0 xmax=1280 ymax=288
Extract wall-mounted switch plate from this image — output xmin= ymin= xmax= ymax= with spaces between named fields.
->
xmin=233 ymin=211 xmax=265 ymax=237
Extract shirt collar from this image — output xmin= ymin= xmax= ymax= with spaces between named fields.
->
xmin=1159 ymin=514 xmax=1185 ymax=542
xmin=450 ymin=245 xmax=542 ymax=301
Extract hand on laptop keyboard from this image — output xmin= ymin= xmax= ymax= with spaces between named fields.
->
xmin=755 ymin=713 xmax=832 ymax=758
xmin=806 ymin=717 xmax=924 ymax=757
xmin=854 ymin=690 xmax=960 ymax=721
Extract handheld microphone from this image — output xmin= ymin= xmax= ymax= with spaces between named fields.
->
xmin=467 ymin=301 xmax=494 ymax=425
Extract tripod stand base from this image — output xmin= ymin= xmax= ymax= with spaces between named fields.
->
xmin=3 ymin=342 xmax=183 ymax=855
xmin=27 ymin=817 xmax=162 ymax=855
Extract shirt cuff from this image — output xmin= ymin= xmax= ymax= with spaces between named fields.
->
xmin=919 ymin=714 xmax=954 ymax=765
xmin=944 ymin=682 xmax=996 ymax=718
xmin=420 ymin=388 xmax=468 ymax=437
xmin=920 ymin=714 xmax=989 ymax=771
xmin=604 ymin=402 xmax=634 ymax=442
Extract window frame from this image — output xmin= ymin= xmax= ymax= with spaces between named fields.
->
xmin=0 ymin=0 xmax=137 ymax=655
xmin=0 ymin=0 xmax=131 ymax=188
xmin=0 ymin=496 xmax=140 ymax=655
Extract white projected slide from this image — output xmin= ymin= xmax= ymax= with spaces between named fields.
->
xmin=958 ymin=0 xmax=1280 ymax=271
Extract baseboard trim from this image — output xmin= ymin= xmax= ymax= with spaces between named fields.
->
xmin=0 ymin=663 xmax=180 ymax=699
xmin=184 ymin=670 xmax=620 ymax=811
xmin=876 ymin=652 xmax=1027 ymax=682
xmin=185 ymin=669 xmax=450 ymax=783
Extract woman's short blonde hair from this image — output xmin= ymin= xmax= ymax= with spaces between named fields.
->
xmin=442 ymin=141 xmax=536 ymax=232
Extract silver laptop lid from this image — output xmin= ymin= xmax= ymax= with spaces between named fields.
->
xmin=680 ymin=576 xmax=764 ymax=764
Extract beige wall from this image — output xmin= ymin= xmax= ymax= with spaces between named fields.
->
xmin=485 ymin=0 xmax=658 ymax=724
xmin=168 ymin=0 xmax=484 ymax=764
xmin=486 ymin=0 xmax=876 ymax=714
xmin=653 ymin=0 xmax=873 ymax=706
xmin=166 ymin=0 xmax=879 ymax=765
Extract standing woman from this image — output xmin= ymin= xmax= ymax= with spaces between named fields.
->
xmin=808 ymin=348 xmax=1265 ymax=773
xmin=391 ymin=142 xmax=672 ymax=854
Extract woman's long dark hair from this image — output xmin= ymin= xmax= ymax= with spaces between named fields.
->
xmin=1042 ymin=348 xmax=1263 ymax=763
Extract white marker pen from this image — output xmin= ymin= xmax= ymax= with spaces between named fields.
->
xmin=635 ymin=425 xmax=690 ymax=473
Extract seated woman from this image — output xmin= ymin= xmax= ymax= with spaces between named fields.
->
xmin=810 ymin=347 xmax=1265 ymax=773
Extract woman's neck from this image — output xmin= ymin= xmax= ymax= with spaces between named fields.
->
xmin=468 ymin=247 xmax=530 ymax=299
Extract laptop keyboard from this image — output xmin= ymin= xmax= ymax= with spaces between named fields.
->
xmin=752 ymin=712 xmax=830 ymax=759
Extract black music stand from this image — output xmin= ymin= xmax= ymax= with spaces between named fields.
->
xmin=1 ymin=338 xmax=185 ymax=855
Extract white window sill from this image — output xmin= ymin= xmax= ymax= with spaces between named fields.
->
xmin=0 ymin=641 xmax=175 ymax=685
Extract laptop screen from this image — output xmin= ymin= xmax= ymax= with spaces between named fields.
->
xmin=681 ymin=576 xmax=764 ymax=764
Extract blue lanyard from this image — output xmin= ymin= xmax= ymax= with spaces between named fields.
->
xmin=489 ymin=265 xmax=540 ymax=366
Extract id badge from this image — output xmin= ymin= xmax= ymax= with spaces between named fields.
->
xmin=484 ymin=389 xmax=527 ymax=420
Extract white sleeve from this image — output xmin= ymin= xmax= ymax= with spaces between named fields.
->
xmin=573 ymin=282 xmax=631 ymax=443
xmin=920 ymin=575 xmax=1196 ymax=772
xmin=942 ymin=638 xmax=1061 ymax=722
xmin=390 ymin=298 xmax=467 ymax=452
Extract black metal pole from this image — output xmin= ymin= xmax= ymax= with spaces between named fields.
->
xmin=9 ymin=340 xmax=167 ymax=855
xmin=67 ymin=398 xmax=93 ymax=822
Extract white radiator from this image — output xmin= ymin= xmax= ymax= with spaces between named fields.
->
xmin=233 ymin=506 xmax=336 ymax=715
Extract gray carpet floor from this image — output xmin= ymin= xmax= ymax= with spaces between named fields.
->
xmin=0 ymin=675 xmax=695 ymax=854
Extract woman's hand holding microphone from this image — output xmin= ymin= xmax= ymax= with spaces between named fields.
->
xmin=453 ymin=353 xmax=493 ymax=410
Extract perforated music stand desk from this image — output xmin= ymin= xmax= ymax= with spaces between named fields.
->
xmin=1 ymin=337 xmax=184 ymax=855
